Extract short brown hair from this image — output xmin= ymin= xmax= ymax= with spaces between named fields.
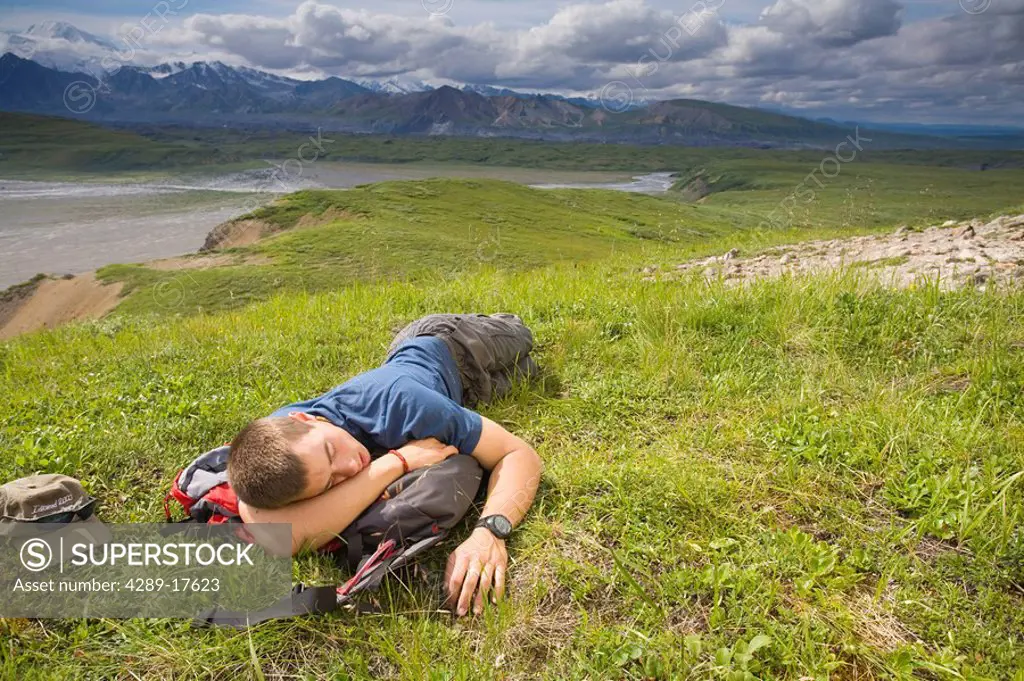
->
xmin=227 ymin=417 xmax=313 ymax=509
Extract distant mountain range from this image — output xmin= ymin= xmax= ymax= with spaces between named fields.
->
xmin=2 ymin=49 xmax=1021 ymax=150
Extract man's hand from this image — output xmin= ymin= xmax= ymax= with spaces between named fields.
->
xmin=445 ymin=527 xmax=508 ymax=616
xmin=398 ymin=438 xmax=459 ymax=471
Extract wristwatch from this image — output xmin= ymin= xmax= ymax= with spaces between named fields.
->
xmin=475 ymin=514 xmax=513 ymax=540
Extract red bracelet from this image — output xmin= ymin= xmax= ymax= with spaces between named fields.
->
xmin=389 ymin=449 xmax=410 ymax=474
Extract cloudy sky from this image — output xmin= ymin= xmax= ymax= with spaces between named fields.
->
xmin=1 ymin=0 xmax=1022 ymax=124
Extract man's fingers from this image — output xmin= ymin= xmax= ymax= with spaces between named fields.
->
xmin=444 ymin=446 xmax=459 ymax=457
xmin=457 ymin=560 xmax=482 ymax=617
xmin=446 ymin=554 xmax=469 ymax=607
xmin=473 ymin=564 xmax=494 ymax=615
xmin=492 ymin=564 xmax=506 ymax=603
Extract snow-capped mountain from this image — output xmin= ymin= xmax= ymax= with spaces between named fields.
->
xmin=0 ymin=32 xmax=35 ymax=59
xmin=135 ymin=62 xmax=295 ymax=89
xmin=141 ymin=62 xmax=190 ymax=79
xmin=460 ymin=83 xmax=608 ymax=109
xmin=24 ymin=21 xmax=116 ymax=49
xmin=354 ymin=76 xmax=434 ymax=95
xmin=461 ymin=83 xmax=525 ymax=98
xmin=233 ymin=64 xmax=302 ymax=91
xmin=1 ymin=21 xmax=117 ymax=76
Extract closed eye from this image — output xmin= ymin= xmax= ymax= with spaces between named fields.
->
xmin=323 ymin=441 xmax=334 ymax=494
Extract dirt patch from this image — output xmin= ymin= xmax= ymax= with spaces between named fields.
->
xmin=501 ymin=543 xmax=583 ymax=662
xmin=0 ymin=274 xmax=46 ymax=331
xmin=0 ymin=273 xmax=123 ymax=340
xmin=144 ymin=253 xmax=273 ymax=271
xmin=200 ymin=218 xmax=275 ymax=252
xmin=655 ymin=213 xmax=1024 ymax=290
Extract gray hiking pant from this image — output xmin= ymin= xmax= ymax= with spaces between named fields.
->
xmin=386 ymin=313 xmax=539 ymax=408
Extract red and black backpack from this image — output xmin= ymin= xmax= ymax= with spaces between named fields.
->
xmin=165 ymin=445 xmax=484 ymax=628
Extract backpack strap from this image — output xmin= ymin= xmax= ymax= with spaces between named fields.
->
xmin=193 ymin=584 xmax=341 ymax=628
xmin=194 ymin=540 xmax=398 ymax=629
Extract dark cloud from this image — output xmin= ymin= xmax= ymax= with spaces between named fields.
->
xmin=759 ymin=0 xmax=902 ymax=47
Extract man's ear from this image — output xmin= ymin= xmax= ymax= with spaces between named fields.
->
xmin=289 ymin=411 xmax=316 ymax=423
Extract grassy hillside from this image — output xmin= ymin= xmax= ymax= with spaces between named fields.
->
xmin=674 ymin=158 xmax=1024 ymax=226
xmin=2 ymin=258 xmax=1023 ymax=679
xmin=94 ymin=169 xmax=1024 ymax=318
xmin=0 ymin=113 xmax=247 ymax=174
xmin=97 ymin=178 xmax=743 ymax=316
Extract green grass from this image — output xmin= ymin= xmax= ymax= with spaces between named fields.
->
xmin=94 ymin=178 xmax=754 ymax=316
xmin=3 ymin=125 xmax=1024 ymax=678
xmin=92 ymin=164 xmax=1024 ymax=318
xmin=2 ymin=260 xmax=1023 ymax=679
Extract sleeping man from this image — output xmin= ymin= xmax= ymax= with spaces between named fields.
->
xmin=226 ymin=314 xmax=543 ymax=617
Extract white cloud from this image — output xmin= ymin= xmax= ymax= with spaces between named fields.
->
xmin=7 ymin=0 xmax=1023 ymax=123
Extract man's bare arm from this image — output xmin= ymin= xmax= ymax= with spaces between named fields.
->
xmin=240 ymin=440 xmax=458 ymax=555
xmin=470 ymin=416 xmax=543 ymax=525
xmin=446 ymin=415 xmax=543 ymax=615
xmin=240 ymin=454 xmax=405 ymax=555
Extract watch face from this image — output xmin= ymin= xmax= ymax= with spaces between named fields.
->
xmin=490 ymin=515 xmax=512 ymax=537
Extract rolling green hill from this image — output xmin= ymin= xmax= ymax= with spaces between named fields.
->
xmin=93 ymin=164 xmax=1024 ymax=318
xmin=96 ymin=178 xmax=746 ymax=315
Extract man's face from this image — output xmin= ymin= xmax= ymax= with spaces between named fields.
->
xmin=287 ymin=413 xmax=372 ymax=501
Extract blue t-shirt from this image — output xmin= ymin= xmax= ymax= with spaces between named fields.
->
xmin=269 ymin=337 xmax=482 ymax=456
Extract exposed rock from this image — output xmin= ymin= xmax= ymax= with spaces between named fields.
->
xmin=666 ymin=212 xmax=1024 ymax=291
xmin=894 ymin=226 xmax=910 ymax=237
xmin=942 ymin=220 xmax=958 ymax=227
xmin=985 ymin=248 xmax=1019 ymax=264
